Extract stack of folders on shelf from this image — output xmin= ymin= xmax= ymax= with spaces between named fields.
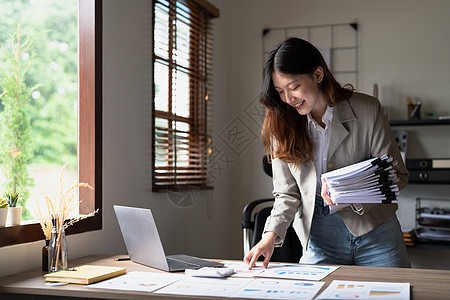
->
xmin=321 ymin=155 xmax=399 ymax=204
xmin=406 ymin=158 xmax=450 ymax=184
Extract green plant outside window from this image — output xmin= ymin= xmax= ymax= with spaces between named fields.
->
xmin=0 ymin=0 xmax=78 ymax=220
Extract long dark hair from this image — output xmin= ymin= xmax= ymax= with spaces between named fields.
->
xmin=261 ymin=38 xmax=354 ymax=165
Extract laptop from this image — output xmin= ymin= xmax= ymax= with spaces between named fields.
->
xmin=113 ymin=205 xmax=224 ymax=272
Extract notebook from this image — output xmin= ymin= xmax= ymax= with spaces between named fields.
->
xmin=113 ymin=205 xmax=224 ymax=272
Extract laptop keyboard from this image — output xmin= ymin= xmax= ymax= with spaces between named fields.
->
xmin=166 ymin=257 xmax=200 ymax=270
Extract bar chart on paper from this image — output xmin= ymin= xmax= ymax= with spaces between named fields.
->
xmin=231 ymin=278 xmax=324 ymax=299
xmin=254 ymin=264 xmax=339 ymax=281
xmin=316 ymin=280 xmax=410 ymax=299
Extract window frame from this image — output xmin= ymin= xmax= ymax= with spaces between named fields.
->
xmin=151 ymin=0 xmax=218 ymax=192
xmin=0 ymin=0 xmax=103 ymax=247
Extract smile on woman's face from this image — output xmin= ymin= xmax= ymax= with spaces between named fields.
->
xmin=272 ymin=70 xmax=326 ymax=119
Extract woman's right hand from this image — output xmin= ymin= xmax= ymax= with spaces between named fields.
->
xmin=243 ymin=231 xmax=278 ymax=269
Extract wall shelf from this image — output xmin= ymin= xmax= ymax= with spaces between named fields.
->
xmin=390 ymin=119 xmax=450 ymax=126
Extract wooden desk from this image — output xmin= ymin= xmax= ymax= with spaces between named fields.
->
xmin=1 ymin=254 xmax=449 ymax=299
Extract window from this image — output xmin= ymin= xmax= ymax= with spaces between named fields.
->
xmin=152 ymin=0 xmax=218 ymax=191
xmin=0 ymin=0 xmax=102 ymax=247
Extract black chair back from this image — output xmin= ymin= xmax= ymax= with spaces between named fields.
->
xmin=241 ymin=156 xmax=302 ymax=263
xmin=242 ymin=198 xmax=302 ymax=263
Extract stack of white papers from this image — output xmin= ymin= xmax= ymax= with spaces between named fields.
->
xmin=321 ymin=155 xmax=399 ymax=204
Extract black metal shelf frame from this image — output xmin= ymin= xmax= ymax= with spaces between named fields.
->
xmin=390 ymin=119 xmax=450 ymax=126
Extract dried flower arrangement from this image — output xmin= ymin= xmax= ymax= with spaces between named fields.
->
xmin=33 ymin=163 xmax=97 ymax=240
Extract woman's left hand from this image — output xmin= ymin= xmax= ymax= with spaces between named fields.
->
xmin=321 ymin=177 xmax=334 ymax=206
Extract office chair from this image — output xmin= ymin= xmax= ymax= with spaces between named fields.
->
xmin=241 ymin=156 xmax=302 ymax=263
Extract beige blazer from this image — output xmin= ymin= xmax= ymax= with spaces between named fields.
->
xmin=264 ymin=93 xmax=409 ymax=249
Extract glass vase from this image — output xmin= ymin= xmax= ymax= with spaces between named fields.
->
xmin=48 ymin=222 xmax=68 ymax=273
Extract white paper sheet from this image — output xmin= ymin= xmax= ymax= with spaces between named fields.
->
xmin=230 ymin=278 xmax=324 ymax=300
xmin=316 ymin=280 xmax=410 ymax=300
xmin=85 ymin=271 xmax=184 ymax=292
xmin=255 ymin=264 xmax=339 ymax=281
xmin=154 ymin=276 xmax=253 ymax=297
xmin=322 ymin=156 xmax=381 ymax=180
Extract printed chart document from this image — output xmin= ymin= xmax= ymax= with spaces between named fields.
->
xmin=155 ymin=276 xmax=323 ymax=300
xmin=154 ymin=276 xmax=253 ymax=297
xmin=322 ymin=155 xmax=400 ymax=204
xmin=316 ymin=280 xmax=410 ymax=300
xmin=85 ymin=271 xmax=184 ymax=293
xmin=254 ymin=264 xmax=339 ymax=281
xmin=230 ymin=278 xmax=324 ymax=300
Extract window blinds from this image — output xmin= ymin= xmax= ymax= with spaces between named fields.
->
xmin=152 ymin=0 xmax=217 ymax=191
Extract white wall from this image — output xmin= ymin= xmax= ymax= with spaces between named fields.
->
xmin=1 ymin=0 xmax=450 ymax=277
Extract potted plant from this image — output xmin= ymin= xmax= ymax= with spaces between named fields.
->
xmin=4 ymin=191 xmax=22 ymax=226
xmin=0 ymin=197 xmax=7 ymax=227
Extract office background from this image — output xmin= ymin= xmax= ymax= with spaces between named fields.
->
xmin=1 ymin=0 xmax=449 ymax=277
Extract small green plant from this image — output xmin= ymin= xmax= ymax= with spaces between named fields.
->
xmin=4 ymin=191 xmax=20 ymax=208
xmin=0 ymin=197 xmax=8 ymax=208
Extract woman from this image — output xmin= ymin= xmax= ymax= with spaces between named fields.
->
xmin=244 ymin=38 xmax=410 ymax=269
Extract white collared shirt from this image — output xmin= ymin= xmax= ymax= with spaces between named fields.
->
xmin=307 ymin=105 xmax=333 ymax=195
xmin=307 ymin=106 xmax=348 ymax=214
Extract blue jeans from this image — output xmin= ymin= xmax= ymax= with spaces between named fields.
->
xmin=300 ymin=196 xmax=411 ymax=267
